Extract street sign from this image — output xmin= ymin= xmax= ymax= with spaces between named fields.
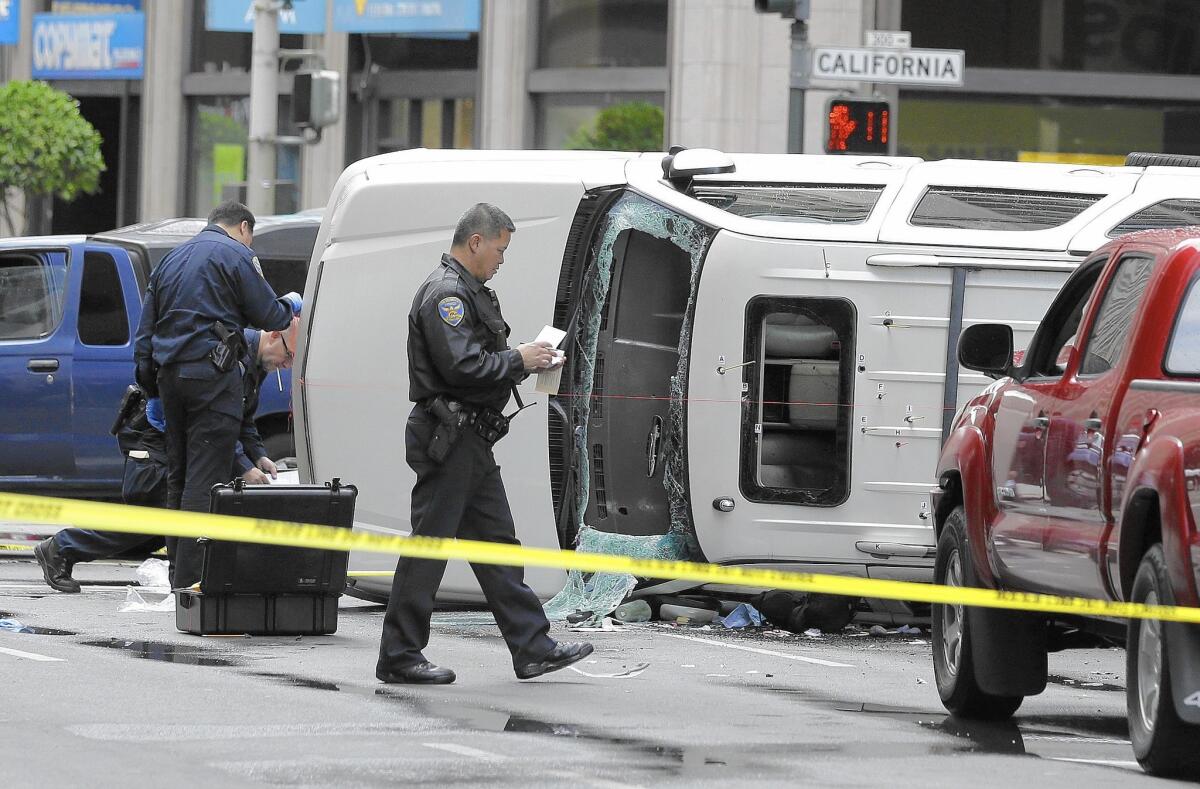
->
xmin=31 ymin=12 xmax=145 ymax=79
xmin=864 ymin=30 xmax=910 ymax=49
xmin=206 ymin=0 xmax=327 ymax=34
xmin=333 ymin=0 xmax=480 ymax=33
xmin=0 ymin=0 xmax=18 ymax=45
xmin=811 ymin=46 xmax=964 ymax=87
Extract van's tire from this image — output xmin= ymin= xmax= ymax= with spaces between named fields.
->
xmin=1127 ymin=544 xmax=1200 ymax=779
xmin=932 ymin=506 xmax=1030 ymax=720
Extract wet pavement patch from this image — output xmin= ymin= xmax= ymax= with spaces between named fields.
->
xmin=1047 ymin=674 xmax=1123 ymax=692
xmin=80 ymin=638 xmax=240 ymax=667
xmin=247 ymin=672 xmax=341 ymax=692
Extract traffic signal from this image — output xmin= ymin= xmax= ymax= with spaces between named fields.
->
xmin=293 ymin=70 xmax=341 ymax=132
xmin=825 ymin=98 xmax=890 ymax=155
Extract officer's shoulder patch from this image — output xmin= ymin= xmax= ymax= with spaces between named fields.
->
xmin=250 ymin=255 xmax=265 ymax=278
xmin=437 ymin=296 xmax=466 ymax=327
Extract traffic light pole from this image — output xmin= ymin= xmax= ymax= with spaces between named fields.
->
xmin=787 ymin=20 xmax=807 ymax=154
xmin=247 ymin=0 xmax=280 ymax=216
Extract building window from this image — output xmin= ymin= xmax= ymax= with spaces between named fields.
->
xmin=186 ymin=96 xmax=302 ymax=216
xmin=903 ymin=0 xmax=1200 ymax=75
xmin=538 ymin=0 xmax=668 ymax=68
xmin=898 ymin=95 xmax=1200 ymax=163
xmin=536 ymin=91 xmax=663 ymax=149
xmin=377 ymin=97 xmax=475 ymax=152
xmin=740 ymin=296 xmax=856 ymax=507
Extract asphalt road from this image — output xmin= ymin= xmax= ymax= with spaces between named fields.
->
xmin=0 ymin=556 xmax=1184 ymax=788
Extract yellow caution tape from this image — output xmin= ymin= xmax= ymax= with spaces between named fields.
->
xmin=0 ymin=543 xmax=33 ymax=552
xmin=2 ymin=491 xmax=1198 ymax=624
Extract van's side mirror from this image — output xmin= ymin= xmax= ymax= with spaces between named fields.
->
xmin=958 ymin=323 xmax=1014 ymax=379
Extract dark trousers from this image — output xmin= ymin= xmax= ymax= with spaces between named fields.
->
xmin=377 ymin=406 xmax=554 ymax=672
xmin=158 ymin=361 xmax=242 ymax=588
xmin=56 ymin=529 xmax=165 ymax=564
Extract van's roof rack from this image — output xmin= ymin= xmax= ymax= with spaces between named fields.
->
xmin=1125 ymin=152 xmax=1200 ymax=168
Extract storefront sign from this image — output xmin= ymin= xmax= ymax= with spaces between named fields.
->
xmin=811 ymin=46 xmax=964 ymax=87
xmin=333 ymin=0 xmax=480 ymax=33
xmin=0 ymin=0 xmax=19 ymax=46
xmin=31 ymin=12 xmax=145 ymax=79
xmin=206 ymin=0 xmax=327 ymax=35
xmin=51 ymin=1 xmax=141 ymax=11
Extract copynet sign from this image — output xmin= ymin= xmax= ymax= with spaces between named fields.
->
xmin=811 ymin=46 xmax=964 ymax=87
xmin=32 ymin=12 xmax=145 ymax=80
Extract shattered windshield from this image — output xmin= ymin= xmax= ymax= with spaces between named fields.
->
xmin=689 ymin=183 xmax=884 ymax=224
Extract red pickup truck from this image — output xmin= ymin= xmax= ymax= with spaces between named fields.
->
xmin=931 ymin=227 xmax=1200 ymax=779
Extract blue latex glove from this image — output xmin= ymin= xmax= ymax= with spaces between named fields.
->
xmin=281 ymin=291 xmax=303 ymax=316
xmin=145 ymin=397 xmax=166 ymax=432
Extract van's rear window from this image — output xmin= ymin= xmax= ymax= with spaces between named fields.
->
xmin=909 ymin=187 xmax=1103 ymax=231
xmin=1109 ymin=199 xmax=1200 ymax=237
xmin=690 ymin=183 xmax=884 ymax=224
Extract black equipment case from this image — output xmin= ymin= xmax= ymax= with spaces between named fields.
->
xmin=176 ymin=478 xmax=357 ymax=636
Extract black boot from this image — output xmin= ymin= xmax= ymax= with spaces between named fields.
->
xmin=34 ymin=538 xmax=80 ymax=594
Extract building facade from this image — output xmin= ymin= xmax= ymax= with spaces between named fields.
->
xmin=2 ymin=0 xmax=1199 ymax=235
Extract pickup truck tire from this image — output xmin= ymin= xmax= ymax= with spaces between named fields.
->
xmin=932 ymin=506 xmax=1028 ymax=720
xmin=1127 ymin=544 xmax=1200 ymax=778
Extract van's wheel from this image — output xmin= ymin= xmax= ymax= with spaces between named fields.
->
xmin=932 ymin=506 xmax=1024 ymax=720
xmin=1127 ymin=544 xmax=1200 ymax=779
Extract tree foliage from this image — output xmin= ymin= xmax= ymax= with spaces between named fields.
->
xmin=566 ymin=101 xmax=664 ymax=152
xmin=0 ymin=80 xmax=104 ymax=232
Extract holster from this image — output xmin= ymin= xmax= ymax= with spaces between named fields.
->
xmin=209 ymin=322 xmax=245 ymax=373
xmin=424 ymin=395 xmax=512 ymax=463
xmin=426 ymin=396 xmax=471 ymax=464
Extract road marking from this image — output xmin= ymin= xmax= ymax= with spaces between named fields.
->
xmin=0 ymin=645 xmax=65 ymax=662
xmin=1047 ymin=757 xmax=1140 ymax=769
xmin=657 ymin=632 xmax=854 ymax=667
xmin=421 ymin=742 xmax=505 ymax=760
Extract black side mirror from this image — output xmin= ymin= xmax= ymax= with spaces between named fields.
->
xmin=958 ymin=323 xmax=1014 ymax=379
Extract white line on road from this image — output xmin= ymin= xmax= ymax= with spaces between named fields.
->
xmin=1048 ymin=757 xmax=1141 ymax=769
xmin=657 ymin=632 xmax=854 ymax=667
xmin=0 ymin=645 xmax=65 ymax=662
xmin=422 ymin=742 xmax=506 ymax=760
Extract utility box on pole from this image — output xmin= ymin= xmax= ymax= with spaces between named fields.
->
xmin=293 ymin=70 xmax=340 ymax=135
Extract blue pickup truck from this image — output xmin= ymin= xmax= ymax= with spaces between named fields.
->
xmin=0 ymin=214 xmax=319 ymax=500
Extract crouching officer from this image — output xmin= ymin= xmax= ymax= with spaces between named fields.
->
xmin=376 ymin=203 xmax=591 ymax=685
xmin=132 ymin=200 xmax=301 ymax=589
xmin=35 ymin=323 xmax=299 ymax=593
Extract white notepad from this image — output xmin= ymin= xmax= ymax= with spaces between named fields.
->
xmin=534 ymin=325 xmax=567 ymax=394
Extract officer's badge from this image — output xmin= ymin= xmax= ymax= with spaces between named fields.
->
xmin=438 ymin=297 xmax=465 ymax=326
xmin=251 ymin=255 xmax=265 ymax=278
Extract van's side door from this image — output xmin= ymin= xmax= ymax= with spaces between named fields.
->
xmin=0 ymin=245 xmax=77 ymax=483
xmin=70 ymin=244 xmax=139 ymax=488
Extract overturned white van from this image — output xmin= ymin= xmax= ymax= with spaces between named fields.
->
xmin=293 ymin=148 xmax=1200 ymax=603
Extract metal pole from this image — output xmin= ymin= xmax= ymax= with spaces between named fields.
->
xmin=787 ymin=20 xmax=808 ymax=153
xmin=247 ymin=0 xmax=280 ymax=216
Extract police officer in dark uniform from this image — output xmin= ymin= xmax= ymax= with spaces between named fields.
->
xmin=35 ymin=324 xmax=300 ymax=593
xmin=133 ymin=201 xmax=301 ymax=588
xmin=376 ymin=203 xmax=592 ymax=685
